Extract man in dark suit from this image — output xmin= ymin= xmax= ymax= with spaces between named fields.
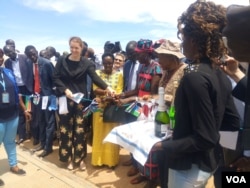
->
xmin=222 ymin=5 xmax=250 ymax=172
xmin=123 ymin=41 xmax=140 ymax=93
xmin=3 ymin=45 xmax=33 ymax=144
xmin=5 ymin=39 xmax=20 ymax=53
xmin=25 ymin=45 xmax=56 ymax=157
xmin=119 ymin=41 xmax=142 ymax=172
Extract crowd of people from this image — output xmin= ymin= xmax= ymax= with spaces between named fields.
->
xmin=1 ymin=1 xmax=250 ymax=187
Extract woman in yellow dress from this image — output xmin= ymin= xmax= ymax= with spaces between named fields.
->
xmin=91 ymin=52 xmax=123 ymax=168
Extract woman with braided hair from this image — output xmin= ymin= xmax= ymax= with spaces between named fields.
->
xmin=152 ymin=1 xmax=240 ymax=187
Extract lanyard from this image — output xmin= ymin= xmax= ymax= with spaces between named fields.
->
xmin=0 ymin=72 xmax=6 ymax=91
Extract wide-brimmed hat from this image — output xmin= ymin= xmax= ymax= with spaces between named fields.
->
xmin=153 ymin=39 xmax=167 ymax=49
xmin=134 ymin=39 xmax=154 ymax=53
xmin=154 ymin=40 xmax=184 ymax=59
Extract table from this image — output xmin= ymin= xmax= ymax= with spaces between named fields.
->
xmin=103 ymin=120 xmax=172 ymax=166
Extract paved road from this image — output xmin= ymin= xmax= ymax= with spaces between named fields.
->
xmin=0 ymin=143 xmax=97 ymax=188
xmin=0 ymin=138 xmax=214 ymax=188
xmin=0 ymin=139 xmax=147 ymax=188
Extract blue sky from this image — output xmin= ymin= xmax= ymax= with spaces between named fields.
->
xmin=1 ymin=0 xmax=249 ymax=55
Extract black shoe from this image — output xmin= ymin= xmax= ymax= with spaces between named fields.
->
xmin=38 ymin=150 xmax=53 ymax=158
xmin=0 ymin=178 xmax=4 ymax=186
xmin=16 ymin=138 xmax=26 ymax=145
xmin=32 ymin=145 xmax=44 ymax=152
xmin=33 ymin=139 xmax=39 ymax=146
xmin=10 ymin=166 xmax=26 ymax=175
xmin=53 ymin=133 xmax=58 ymax=141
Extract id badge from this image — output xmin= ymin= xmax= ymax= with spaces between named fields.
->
xmin=2 ymin=92 xmax=10 ymax=103
xmin=33 ymin=95 xmax=40 ymax=105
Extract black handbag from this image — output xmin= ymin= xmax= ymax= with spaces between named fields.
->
xmin=103 ymin=104 xmax=127 ymax=123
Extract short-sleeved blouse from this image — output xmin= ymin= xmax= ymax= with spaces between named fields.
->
xmin=137 ymin=61 xmax=162 ymax=96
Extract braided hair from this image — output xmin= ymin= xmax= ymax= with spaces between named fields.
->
xmin=177 ymin=0 xmax=227 ymax=63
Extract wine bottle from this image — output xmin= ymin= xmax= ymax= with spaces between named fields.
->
xmin=169 ymin=105 xmax=175 ymax=130
xmin=169 ymin=80 xmax=178 ymax=130
xmin=154 ymin=87 xmax=170 ymax=138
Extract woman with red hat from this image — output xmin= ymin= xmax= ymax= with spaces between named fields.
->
xmin=117 ymin=39 xmax=162 ymax=185
xmin=119 ymin=39 xmax=162 ymax=100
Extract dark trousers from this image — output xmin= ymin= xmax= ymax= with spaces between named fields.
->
xmin=58 ymin=99 xmax=88 ymax=164
xmin=158 ymin=151 xmax=169 ymax=188
xmin=17 ymin=111 xmax=26 ymax=139
xmin=214 ymin=147 xmax=243 ymax=188
xmin=31 ymin=101 xmax=41 ymax=141
xmin=39 ymin=109 xmax=55 ymax=152
xmin=17 ymin=86 xmax=31 ymax=139
xmin=31 ymin=97 xmax=55 ymax=151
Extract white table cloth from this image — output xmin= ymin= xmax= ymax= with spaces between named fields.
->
xmin=103 ymin=120 xmax=171 ymax=165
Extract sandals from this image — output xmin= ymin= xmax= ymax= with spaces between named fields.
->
xmin=130 ymin=175 xmax=147 ymax=184
xmin=67 ymin=160 xmax=86 ymax=171
xmin=79 ymin=160 xmax=86 ymax=171
xmin=127 ymin=166 xmax=139 ymax=177
xmin=67 ymin=161 xmax=74 ymax=170
xmin=10 ymin=166 xmax=26 ymax=175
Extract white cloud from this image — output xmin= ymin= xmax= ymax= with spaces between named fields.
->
xmin=21 ymin=0 xmax=80 ymax=13
xmin=16 ymin=0 xmax=250 ymax=53
xmin=21 ymin=0 xmax=249 ymax=24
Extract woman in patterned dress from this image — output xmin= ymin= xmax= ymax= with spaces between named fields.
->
xmin=91 ymin=52 xmax=123 ymax=168
xmin=117 ymin=39 xmax=163 ymax=185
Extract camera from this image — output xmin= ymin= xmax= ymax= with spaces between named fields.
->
xmin=104 ymin=41 xmax=122 ymax=54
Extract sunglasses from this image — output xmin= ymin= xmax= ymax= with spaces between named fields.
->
xmin=137 ymin=40 xmax=153 ymax=50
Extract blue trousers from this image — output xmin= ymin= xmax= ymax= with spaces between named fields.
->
xmin=0 ymin=116 xmax=19 ymax=167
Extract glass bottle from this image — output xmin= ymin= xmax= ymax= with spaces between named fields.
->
xmin=169 ymin=80 xmax=178 ymax=130
xmin=154 ymin=87 xmax=170 ymax=138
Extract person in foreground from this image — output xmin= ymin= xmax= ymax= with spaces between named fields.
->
xmin=53 ymin=36 xmax=114 ymax=170
xmin=91 ymin=52 xmax=123 ymax=168
xmin=0 ymin=67 xmax=26 ymax=177
xmin=152 ymin=1 xmax=240 ymax=187
xmin=118 ymin=39 xmax=162 ymax=185
xmin=220 ymin=4 xmax=250 ymax=172
xmin=154 ymin=39 xmax=187 ymax=188
xmin=3 ymin=45 xmax=33 ymax=145
xmin=25 ymin=45 xmax=56 ymax=158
